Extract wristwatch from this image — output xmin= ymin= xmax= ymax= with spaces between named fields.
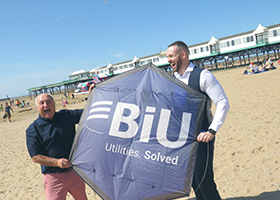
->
xmin=208 ymin=128 xmax=217 ymax=135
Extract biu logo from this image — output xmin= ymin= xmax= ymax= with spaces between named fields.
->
xmin=87 ymin=101 xmax=113 ymax=119
xmin=86 ymin=101 xmax=192 ymax=149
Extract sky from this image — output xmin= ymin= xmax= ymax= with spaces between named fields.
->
xmin=0 ymin=0 xmax=279 ymax=98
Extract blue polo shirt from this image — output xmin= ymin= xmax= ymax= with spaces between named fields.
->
xmin=26 ymin=109 xmax=83 ymax=174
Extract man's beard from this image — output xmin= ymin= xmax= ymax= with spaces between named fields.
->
xmin=174 ymin=57 xmax=183 ymax=72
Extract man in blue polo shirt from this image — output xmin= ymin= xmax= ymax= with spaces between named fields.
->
xmin=26 ymin=92 xmax=90 ymax=200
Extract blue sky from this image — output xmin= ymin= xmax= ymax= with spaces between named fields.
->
xmin=0 ymin=0 xmax=279 ymax=98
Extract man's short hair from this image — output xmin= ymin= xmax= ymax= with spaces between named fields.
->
xmin=35 ymin=93 xmax=55 ymax=106
xmin=168 ymin=41 xmax=189 ymax=53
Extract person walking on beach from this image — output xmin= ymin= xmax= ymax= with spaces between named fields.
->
xmin=26 ymin=85 xmax=94 ymax=200
xmin=5 ymin=102 xmax=13 ymax=122
xmin=166 ymin=41 xmax=230 ymax=200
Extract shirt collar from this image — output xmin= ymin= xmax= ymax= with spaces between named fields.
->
xmin=174 ymin=62 xmax=195 ymax=78
xmin=38 ymin=112 xmax=56 ymax=122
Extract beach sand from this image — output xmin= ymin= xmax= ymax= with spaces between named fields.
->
xmin=0 ymin=65 xmax=279 ymax=200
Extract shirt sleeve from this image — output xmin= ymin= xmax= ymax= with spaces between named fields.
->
xmin=69 ymin=109 xmax=84 ymax=124
xmin=26 ymin=123 xmax=42 ymax=158
xmin=200 ymin=70 xmax=230 ymax=132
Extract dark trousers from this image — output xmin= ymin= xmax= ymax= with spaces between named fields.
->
xmin=192 ymin=139 xmax=221 ymax=200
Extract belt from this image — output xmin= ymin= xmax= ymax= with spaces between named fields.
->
xmin=65 ymin=168 xmax=72 ymax=172
xmin=52 ymin=168 xmax=72 ymax=174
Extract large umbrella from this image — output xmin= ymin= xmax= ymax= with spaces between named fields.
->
xmin=69 ymin=63 xmax=207 ymax=200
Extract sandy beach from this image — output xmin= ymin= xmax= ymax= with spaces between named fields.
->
xmin=0 ymin=64 xmax=279 ymax=200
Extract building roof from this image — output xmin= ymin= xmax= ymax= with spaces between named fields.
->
xmin=208 ymin=36 xmax=219 ymax=45
xmin=132 ymin=56 xmax=139 ymax=63
xmin=253 ymin=23 xmax=268 ymax=34
xmin=107 ymin=63 xmax=113 ymax=69
xmin=71 ymin=70 xmax=87 ymax=75
xmin=189 ymin=23 xmax=279 ymax=48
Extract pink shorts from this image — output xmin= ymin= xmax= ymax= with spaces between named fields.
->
xmin=44 ymin=170 xmax=87 ymax=200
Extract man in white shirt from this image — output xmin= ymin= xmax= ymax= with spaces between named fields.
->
xmin=167 ymin=41 xmax=230 ymax=200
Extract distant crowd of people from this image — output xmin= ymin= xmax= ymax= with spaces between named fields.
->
xmin=243 ymin=58 xmax=277 ymax=75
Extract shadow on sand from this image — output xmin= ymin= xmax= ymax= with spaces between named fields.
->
xmin=185 ymin=190 xmax=280 ymax=200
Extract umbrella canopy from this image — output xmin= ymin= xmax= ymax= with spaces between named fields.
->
xmin=69 ymin=63 xmax=207 ymax=200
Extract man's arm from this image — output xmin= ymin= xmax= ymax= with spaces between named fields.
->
xmin=32 ymin=155 xmax=72 ymax=169
xmin=198 ymin=70 xmax=230 ymax=142
xmin=89 ymin=83 xmax=95 ymax=94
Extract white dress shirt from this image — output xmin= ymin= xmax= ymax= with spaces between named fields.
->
xmin=174 ymin=63 xmax=230 ymax=132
